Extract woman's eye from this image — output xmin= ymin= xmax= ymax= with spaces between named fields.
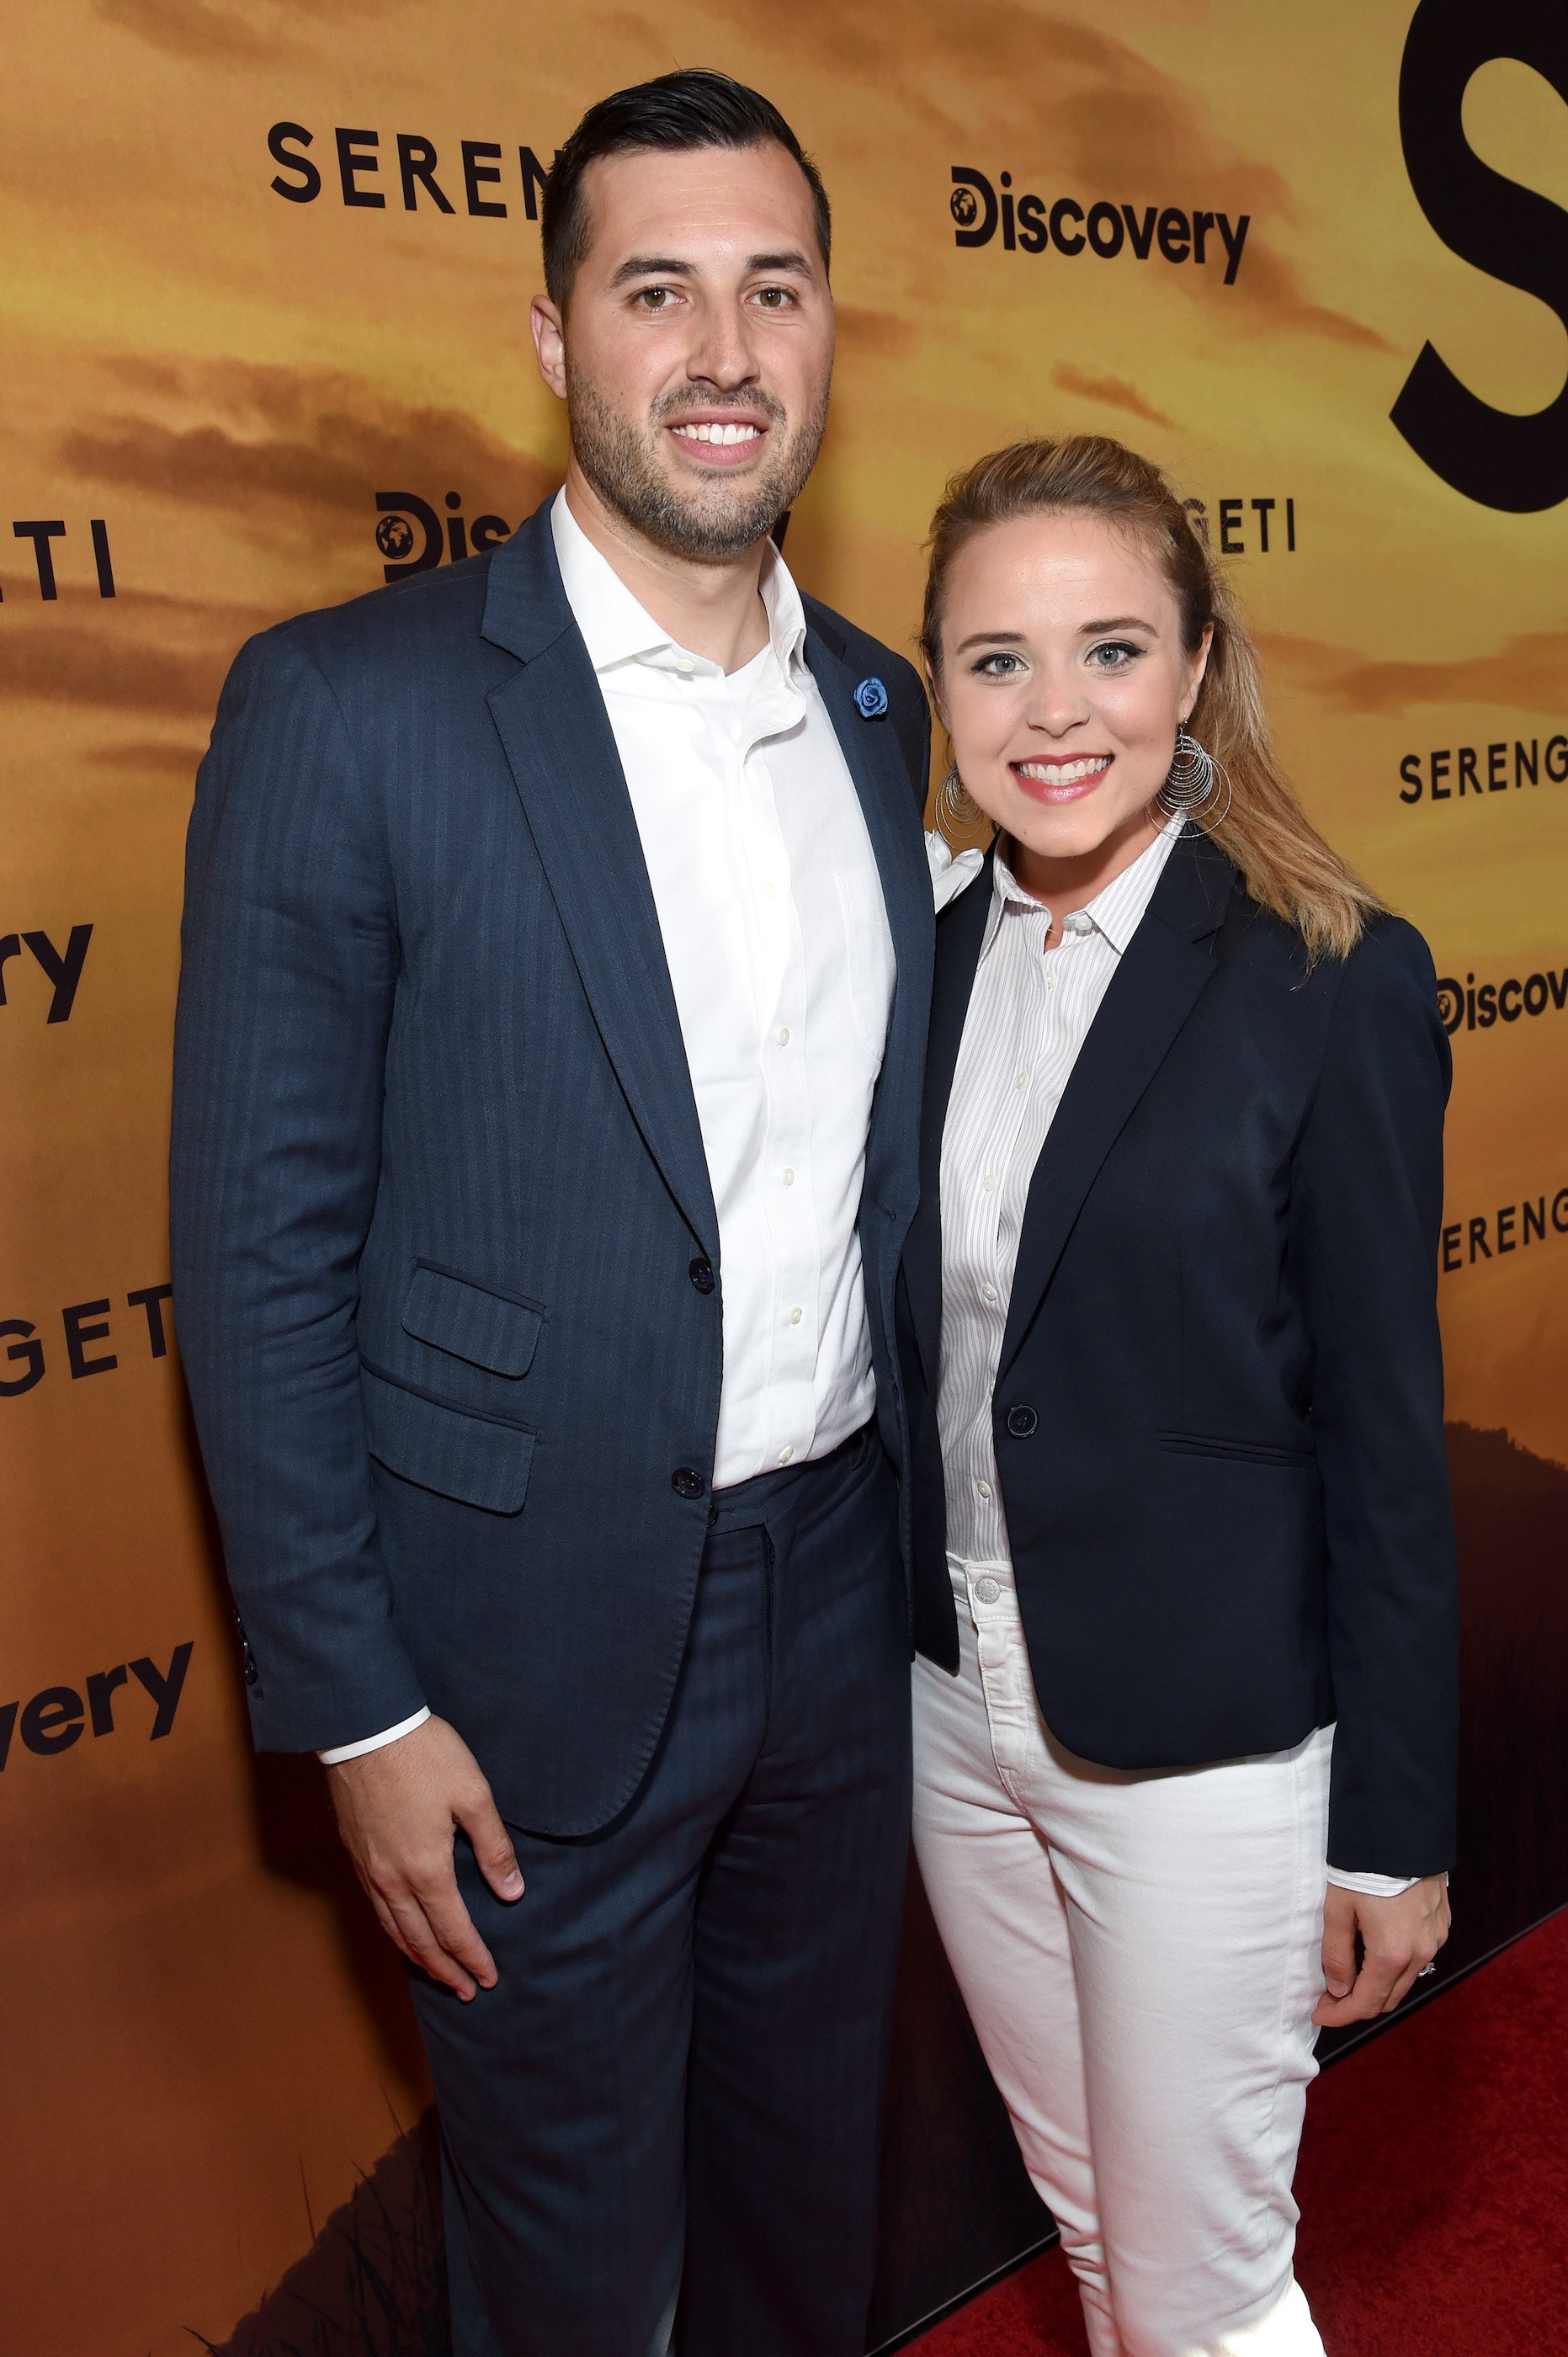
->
xmin=1087 ymin=641 xmax=1141 ymax=670
xmin=973 ymin=651 xmax=1024 ymax=678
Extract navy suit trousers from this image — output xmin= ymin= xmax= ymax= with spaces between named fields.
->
xmin=410 ymin=1429 xmax=913 ymax=2357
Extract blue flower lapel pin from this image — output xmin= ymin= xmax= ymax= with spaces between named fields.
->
xmin=853 ymin=675 xmax=889 ymax=720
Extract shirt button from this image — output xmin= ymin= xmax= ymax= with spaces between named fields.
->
xmin=982 ymin=1173 xmax=997 ymax=1194
xmin=763 ymin=883 xmax=778 ymax=902
xmin=974 ymin=1576 xmax=1001 ymax=1604
xmin=1045 ymin=973 xmax=1059 ymax=994
xmin=782 ymin=1168 xmax=795 ymax=1186
xmin=789 ymin=1306 xmax=803 ymax=1326
xmin=776 ymin=1027 xmax=790 ymax=1045
xmin=982 ymin=1283 xmax=997 ymax=1303
xmin=1015 ymin=1072 xmax=1029 ymax=1090
xmin=779 ymin=1445 xmax=794 ymax=1465
xmin=977 ymin=1479 xmax=992 ymax=1499
xmin=675 ymin=657 xmax=694 ymax=674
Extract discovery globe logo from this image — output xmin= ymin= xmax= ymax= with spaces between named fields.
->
xmin=375 ymin=512 xmax=417 ymax=563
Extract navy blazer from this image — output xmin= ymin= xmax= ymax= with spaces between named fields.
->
xmin=170 ymin=498 xmax=933 ymax=1837
xmin=897 ymin=830 xmax=1459 ymax=1876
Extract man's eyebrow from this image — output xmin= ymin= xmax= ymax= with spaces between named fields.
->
xmin=608 ymin=256 xmax=697 ymax=287
xmin=607 ymin=250 xmax=817 ymax=289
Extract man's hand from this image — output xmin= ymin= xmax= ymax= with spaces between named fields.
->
xmin=325 ymin=1714 xmax=524 ymax=2001
xmin=1314 ymin=1874 xmax=1450 ymax=2028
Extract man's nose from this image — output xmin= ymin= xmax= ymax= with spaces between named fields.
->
xmin=685 ymin=300 xmax=759 ymax=389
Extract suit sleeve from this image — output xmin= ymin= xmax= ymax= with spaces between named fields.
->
xmin=170 ymin=628 xmax=428 ymax=1753
xmin=1294 ymin=918 xmax=1459 ymax=1875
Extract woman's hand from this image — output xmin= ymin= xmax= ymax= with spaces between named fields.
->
xmin=1313 ymin=1874 xmax=1450 ymax=2027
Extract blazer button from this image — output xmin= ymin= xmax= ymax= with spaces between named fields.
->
xmin=672 ymin=1466 xmax=707 ymax=1500
xmin=688 ymin=1257 xmax=715 ymax=1295
xmin=1005 ymin=1405 xmax=1039 ymax=1439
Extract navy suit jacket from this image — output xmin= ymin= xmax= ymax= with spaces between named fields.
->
xmin=170 ymin=498 xmax=933 ymax=1837
xmin=897 ymin=830 xmax=1459 ymax=1876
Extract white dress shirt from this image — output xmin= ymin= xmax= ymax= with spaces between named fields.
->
xmin=933 ymin=827 xmax=1413 ymax=1895
xmin=322 ymin=496 xmax=895 ymax=1763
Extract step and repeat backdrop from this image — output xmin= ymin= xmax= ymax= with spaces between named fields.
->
xmin=3 ymin=1 xmax=1565 ymax=2351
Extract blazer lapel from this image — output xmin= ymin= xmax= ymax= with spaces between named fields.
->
xmin=805 ymin=618 xmax=934 ymax=1223
xmin=997 ymin=828 xmax=1236 ymax=1382
xmin=481 ymin=506 xmax=719 ymax=1258
xmin=902 ymin=846 xmax=995 ymax=1388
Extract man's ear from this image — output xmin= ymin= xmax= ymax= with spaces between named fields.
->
xmin=531 ymin=294 xmax=568 ymax=401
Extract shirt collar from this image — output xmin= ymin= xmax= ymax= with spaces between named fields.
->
xmin=983 ymin=817 xmax=1184 ymax=958
xmin=550 ymin=487 xmax=808 ymax=682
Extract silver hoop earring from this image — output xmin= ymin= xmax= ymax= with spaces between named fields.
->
xmin=1155 ymin=726 xmax=1231 ymax=831
xmin=937 ymin=763 xmax=982 ymax=836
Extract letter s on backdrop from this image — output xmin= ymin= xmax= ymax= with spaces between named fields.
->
xmin=1390 ymin=0 xmax=1568 ymax=512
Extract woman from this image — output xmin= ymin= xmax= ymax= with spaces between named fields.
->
xmin=902 ymin=436 xmax=1457 ymax=2357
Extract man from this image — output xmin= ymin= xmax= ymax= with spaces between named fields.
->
xmin=171 ymin=70 xmax=933 ymax=2357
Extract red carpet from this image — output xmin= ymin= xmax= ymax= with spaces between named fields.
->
xmin=912 ymin=1907 xmax=1568 ymax=2354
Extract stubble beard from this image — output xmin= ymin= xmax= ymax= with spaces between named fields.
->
xmin=566 ymin=366 xmax=830 ymax=563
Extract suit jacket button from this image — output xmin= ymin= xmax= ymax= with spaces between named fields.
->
xmin=1005 ymin=1405 xmax=1039 ymax=1438
xmin=688 ymin=1257 xmax=715 ymax=1295
xmin=672 ymin=1466 xmax=707 ymax=1500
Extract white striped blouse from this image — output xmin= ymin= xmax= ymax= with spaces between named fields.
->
xmin=937 ymin=820 xmax=1182 ymax=1566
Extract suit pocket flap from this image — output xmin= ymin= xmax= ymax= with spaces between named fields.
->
xmin=363 ymin=1368 xmax=535 ymax=1514
xmin=401 ymin=1263 xmax=543 ymax=1378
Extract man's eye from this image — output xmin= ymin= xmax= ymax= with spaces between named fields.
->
xmin=754 ymin=285 xmax=794 ymax=308
xmin=637 ymin=286 xmax=675 ymax=310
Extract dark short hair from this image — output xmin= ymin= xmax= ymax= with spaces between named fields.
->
xmin=542 ymin=69 xmax=832 ymax=307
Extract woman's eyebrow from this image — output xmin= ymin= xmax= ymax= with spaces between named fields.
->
xmin=1078 ymin=615 xmax=1156 ymax=634
xmin=952 ymin=629 xmax=1028 ymax=655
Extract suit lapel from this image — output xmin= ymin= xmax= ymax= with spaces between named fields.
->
xmin=804 ymin=618 xmax=934 ymax=1220
xmin=903 ymin=847 xmax=995 ymax=1388
xmin=997 ymin=827 xmax=1235 ymax=1381
xmin=481 ymin=506 xmax=719 ymax=1258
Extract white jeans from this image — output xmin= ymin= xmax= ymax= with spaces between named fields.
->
xmin=912 ymin=1557 xmax=1331 ymax=2357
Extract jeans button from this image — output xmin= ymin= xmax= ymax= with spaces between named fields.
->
xmin=974 ymin=1576 xmax=1001 ymax=1604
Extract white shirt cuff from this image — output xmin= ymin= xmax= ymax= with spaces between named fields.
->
xmin=318 ymin=1706 xmax=431 ymax=1764
xmin=1326 ymin=1867 xmax=1422 ymax=1897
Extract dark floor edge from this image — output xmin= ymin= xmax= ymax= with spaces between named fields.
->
xmin=1317 ymin=1893 xmax=1568 ymax=2068
xmin=869 ymin=2232 xmax=1061 ymax=2357
xmin=869 ymin=1897 xmax=1568 ymax=2354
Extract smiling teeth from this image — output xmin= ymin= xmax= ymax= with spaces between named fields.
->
xmin=672 ymin=422 xmax=762 ymax=444
xmin=1017 ymin=758 xmax=1111 ymax=784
